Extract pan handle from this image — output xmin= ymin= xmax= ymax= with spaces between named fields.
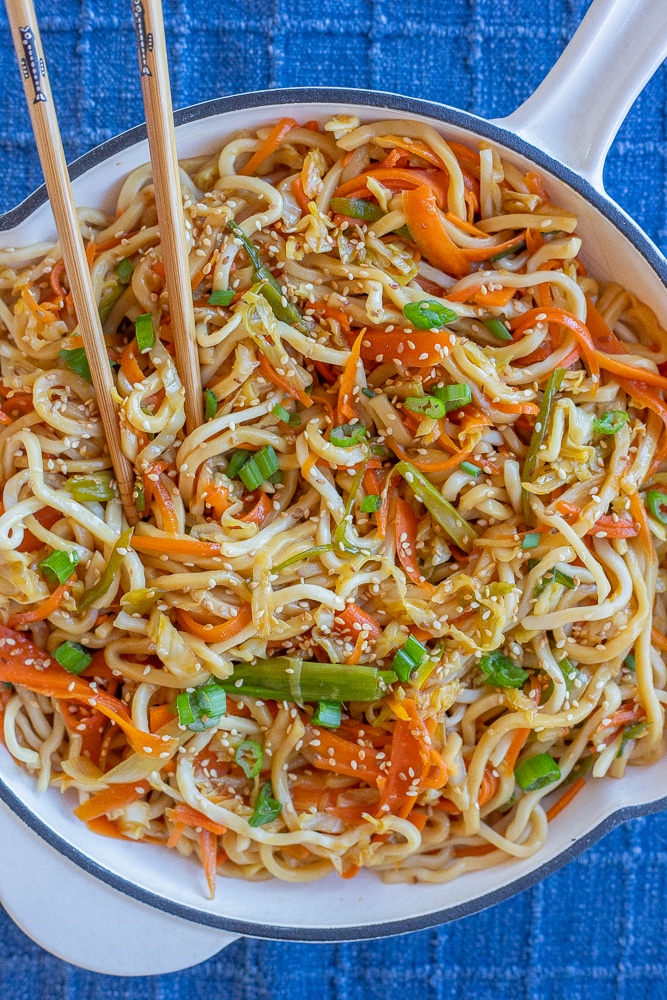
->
xmin=495 ymin=0 xmax=667 ymax=189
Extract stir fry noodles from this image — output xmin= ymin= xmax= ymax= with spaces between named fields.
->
xmin=1 ymin=114 xmax=666 ymax=893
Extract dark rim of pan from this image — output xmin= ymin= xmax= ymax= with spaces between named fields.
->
xmin=1 ymin=87 xmax=667 ymax=942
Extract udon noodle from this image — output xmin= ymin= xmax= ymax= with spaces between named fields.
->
xmin=1 ymin=114 xmax=666 ymax=893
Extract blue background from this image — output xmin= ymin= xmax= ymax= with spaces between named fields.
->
xmin=1 ymin=0 xmax=667 ymax=996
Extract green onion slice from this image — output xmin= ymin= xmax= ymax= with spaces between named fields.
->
xmin=395 ymin=460 xmax=477 ymax=553
xmin=403 ymin=300 xmax=458 ymax=330
xmin=514 ymin=752 xmax=561 ymax=791
xmin=330 ymin=423 xmax=368 ymax=448
xmin=521 ymin=532 xmax=541 ymax=550
xmin=65 ymin=472 xmax=117 ymax=503
xmin=54 ymin=641 xmax=92 ymax=675
xmin=235 ymin=740 xmax=263 ymax=779
xmin=78 ymin=527 xmax=133 ymax=613
xmin=330 ymin=197 xmax=384 ymax=223
xmin=483 ymin=318 xmax=512 ymax=341
xmin=404 ymin=395 xmax=446 ymax=419
xmin=227 ymin=221 xmax=307 ymax=331
xmin=618 ymin=721 xmax=649 ymax=757
xmin=115 ymin=258 xmax=134 ymax=284
xmin=208 ymin=289 xmax=235 ymax=307
xmin=522 ymin=366 xmax=566 ymax=521
xmin=60 ymin=347 xmax=92 ymax=383
xmin=593 ymin=410 xmax=629 ymax=435
xmin=624 ymin=652 xmax=636 ymax=672
xmin=249 ymin=782 xmax=282 ymax=827
xmin=134 ymin=480 xmax=145 ymax=512
xmin=39 ymin=549 xmax=78 ymax=587
xmin=558 ymin=657 xmax=579 ymax=690
xmin=135 ymin=312 xmax=154 ymax=354
xmin=195 ymin=682 xmax=227 ymax=719
xmin=432 ymin=383 xmax=472 ymax=412
xmin=226 ymin=449 xmax=252 ymax=480
xmin=479 ymin=650 xmax=528 ymax=689
xmin=238 ymin=446 xmax=279 ymax=490
xmin=216 ymin=657 xmax=394 ymax=703
xmin=646 ymin=490 xmax=667 ymax=525
xmin=391 ymin=634 xmax=428 ymax=683
xmin=204 ymin=389 xmax=218 ymax=422
xmin=311 ymin=700 xmax=342 ymax=729
xmin=459 ymin=461 xmax=481 ymax=477
xmin=360 ymin=494 xmax=382 ymax=513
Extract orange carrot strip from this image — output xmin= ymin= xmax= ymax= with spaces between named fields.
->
xmin=477 ymin=766 xmax=500 ymax=806
xmin=597 ymin=354 xmax=667 ymax=392
xmin=120 ymin=341 xmax=144 ymax=386
xmin=512 ymin=307 xmax=599 ymax=377
xmin=239 ymin=117 xmax=298 ymax=176
xmin=336 ymin=331 xmax=364 ymax=424
xmin=504 ymin=728 xmax=530 ymax=773
xmin=149 ymin=475 xmax=180 ymax=534
xmin=21 ymin=286 xmax=59 ymax=324
xmin=85 ymin=241 xmax=97 ymax=267
xmin=334 ymin=167 xmax=449 ymax=207
xmin=74 ymin=781 xmax=150 ymax=822
xmin=628 ymin=491 xmax=654 ymax=562
xmin=0 ymin=625 xmax=175 ymax=757
xmin=359 ymin=327 xmax=447 ymax=367
xmin=239 ymin=491 xmax=272 ymax=525
xmin=395 ymin=497 xmax=435 ymax=592
xmin=337 ymin=603 xmax=383 ymax=640
xmin=203 ymin=483 xmax=232 ymax=519
xmin=198 ymin=828 xmax=219 ymax=897
xmin=176 ymin=605 xmax=253 ymax=643
xmin=132 ymin=535 xmax=222 ymax=558
xmin=402 ymin=185 xmax=470 ymax=277
xmin=617 ymin=377 xmax=667 ymax=471
xmin=85 ymin=816 xmax=131 ymax=841
xmin=167 ymin=803 xmax=228 ymax=837
xmin=376 ymin=699 xmax=437 ymax=819
xmin=472 ymin=285 xmax=516 ymax=308
xmin=258 ymin=353 xmax=313 ymax=408
xmin=291 ymin=176 xmax=311 ymax=214
xmin=545 ymin=778 xmax=586 ymax=822
xmin=462 ymin=232 xmax=526 ymax=263
xmin=652 ymin=627 xmax=667 ymax=652
xmin=386 ymin=437 xmax=472 ymax=473
xmin=8 ymin=574 xmax=76 ymax=627
xmin=149 ymin=702 xmax=176 ymax=732
xmin=305 ymin=727 xmax=384 ymax=785
xmin=49 ymin=260 xmax=67 ymax=298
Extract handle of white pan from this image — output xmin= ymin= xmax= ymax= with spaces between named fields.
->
xmin=495 ymin=0 xmax=667 ymax=190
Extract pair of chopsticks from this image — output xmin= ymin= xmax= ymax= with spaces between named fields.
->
xmin=4 ymin=0 xmax=203 ymax=525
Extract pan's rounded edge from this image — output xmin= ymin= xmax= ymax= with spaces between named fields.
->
xmin=2 ymin=770 xmax=667 ymax=942
xmin=1 ymin=85 xmax=666 ymax=942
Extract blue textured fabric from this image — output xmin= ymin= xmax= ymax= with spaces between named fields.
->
xmin=2 ymin=0 xmax=667 ymax=995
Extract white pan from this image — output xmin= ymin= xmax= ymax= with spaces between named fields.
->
xmin=1 ymin=0 xmax=667 ymax=975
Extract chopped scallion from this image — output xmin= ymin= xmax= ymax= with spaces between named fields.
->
xmin=235 ymin=740 xmax=263 ymax=779
xmin=459 ymin=461 xmax=481 ymax=477
xmin=479 ymin=650 xmax=528 ymax=689
xmin=593 ymin=410 xmax=629 ymax=435
xmin=645 ymin=490 xmax=667 ymax=526
xmin=60 ymin=347 xmax=92 ymax=383
xmin=330 ymin=423 xmax=368 ymax=448
xmin=402 ymin=300 xmax=458 ymax=330
xmin=521 ymin=532 xmax=541 ymax=550
xmin=135 ymin=312 xmax=154 ymax=354
xmin=360 ymin=494 xmax=382 ymax=513
xmin=208 ymin=288 xmax=235 ymax=307
xmin=432 ymin=383 xmax=472 ymax=412
xmin=404 ymin=395 xmax=446 ymax=419
xmin=484 ymin=318 xmax=512 ymax=341
xmin=311 ymin=700 xmax=342 ymax=729
xmin=53 ymin=641 xmax=92 ymax=675
xmin=514 ymin=752 xmax=560 ymax=791
xmin=204 ymin=388 xmax=218 ymax=422
xmin=391 ymin=634 xmax=428 ymax=683
xmin=39 ymin=549 xmax=78 ymax=587
xmin=249 ymin=781 xmax=282 ymax=827
xmin=115 ymin=258 xmax=134 ymax=284
xmin=238 ymin=446 xmax=279 ymax=490
xmin=226 ymin=449 xmax=252 ymax=480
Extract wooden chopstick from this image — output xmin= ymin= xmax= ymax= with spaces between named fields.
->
xmin=130 ymin=0 xmax=204 ymax=434
xmin=5 ymin=0 xmax=138 ymax=526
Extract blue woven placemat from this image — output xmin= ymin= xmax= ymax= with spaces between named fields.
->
xmin=1 ymin=1 xmax=667 ymax=996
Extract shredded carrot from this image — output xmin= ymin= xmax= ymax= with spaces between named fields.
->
xmin=340 ymin=864 xmax=361 ymax=879
xmin=628 ymin=491 xmax=654 ymax=562
xmin=545 ymin=778 xmax=586 ymax=822
xmin=454 ymin=843 xmax=496 ymax=858
xmin=0 ymin=625 xmax=175 ymax=757
xmin=239 ymin=491 xmax=272 ymax=525
xmin=359 ymin=327 xmax=447 ymax=367
xmin=21 ymin=286 xmax=59 ymax=324
xmin=258 ymin=352 xmax=313 ymax=408
xmin=49 ymin=260 xmax=67 ymax=299
xmin=402 ymin=185 xmax=470 ymax=277
xmin=176 ymin=605 xmax=253 ymax=643
xmin=239 ymin=117 xmax=298 ymax=176
xmin=385 ymin=693 xmax=411 ymax=721
xmin=305 ymin=727 xmax=384 ymax=785
xmin=334 ymin=167 xmax=449 ymax=208
xmin=617 ymin=377 xmax=667 ymax=471
xmin=472 ymin=284 xmax=516 ymax=308
xmin=85 ymin=241 xmax=97 ymax=267
xmin=149 ymin=702 xmax=176 ymax=732
xmin=376 ymin=699 xmax=441 ymax=819
xmin=120 ymin=341 xmax=144 ymax=386
xmin=504 ymin=727 xmax=530 ymax=773
xmin=336 ymin=331 xmax=364 ymax=424
xmin=511 ymin=307 xmax=599 ymax=377
xmin=652 ymin=627 xmax=667 ymax=652
xmin=74 ymin=781 xmax=150 ymax=823
xmin=167 ymin=803 xmax=228 ymax=837
xmin=386 ymin=437 xmax=472 ymax=473
xmin=85 ymin=816 xmax=131 ymax=841
xmin=477 ymin=766 xmax=500 ymax=807
xmin=198 ymin=828 xmax=219 ymax=898
xmin=337 ymin=603 xmax=382 ymax=640
xmin=132 ymin=535 xmax=222 ymax=558
xmin=203 ymin=483 xmax=232 ymax=519
xmin=147 ymin=474 xmax=180 ymax=534
xmin=8 ymin=574 xmax=76 ymax=627
xmin=395 ymin=497 xmax=435 ymax=593
xmin=291 ymin=176 xmax=311 ymax=214
xmin=524 ymin=171 xmax=548 ymax=199
xmin=462 ymin=232 xmax=527 ymax=263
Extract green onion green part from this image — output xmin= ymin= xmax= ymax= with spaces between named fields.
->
xmin=521 ymin=532 xmax=541 ymax=550
xmin=593 ymin=410 xmax=629 ymax=435
xmin=483 ymin=318 xmax=513 ymax=341
xmin=54 ymin=641 xmax=92 ymax=675
xmin=360 ymin=494 xmax=382 ymax=513
xmin=238 ymin=446 xmax=280 ymax=490
xmin=459 ymin=461 xmax=481 ymax=477
xmin=226 ymin=449 xmax=252 ymax=480
xmin=65 ymin=472 xmax=117 ymax=502
xmin=479 ymin=650 xmax=528 ymax=689
xmin=402 ymin=299 xmax=458 ymax=330
xmin=330 ymin=423 xmax=368 ymax=448
xmin=78 ymin=527 xmax=133 ymax=613
xmin=522 ymin=366 xmax=566 ymax=522
xmin=216 ymin=657 xmax=395 ymax=704
xmin=39 ymin=549 xmax=78 ymax=587
xmin=514 ymin=752 xmax=561 ymax=791
xmin=115 ymin=258 xmax=134 ymax=284
xmin=392 ymin=634 xmax=429 ymax=683
xmin=204 ymin=388 xmax=218 ymax=422
xmin=235 ymin=740 xmax=263 ymax=779
xmin=249 ymin=781 xmax=282 ymax=827
xmin=59 ymin=347 xmax=92 ymax=383
xmin=208 ymin=289 xmax=235 ymax=307
xmin=395 ymin=460 xmax=477 ymax=553
xmin=311 ymin=700 xmax=342 ymax=729
xmin=432 ymin=383 xmax=472 ymax=411
xmin=404 ymin=395 xmax=446 ymax=419
xmin=227 ymin=220 xmax=307 ymax=331
xmin=135 ymin=312 xmax=154 ymax=354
